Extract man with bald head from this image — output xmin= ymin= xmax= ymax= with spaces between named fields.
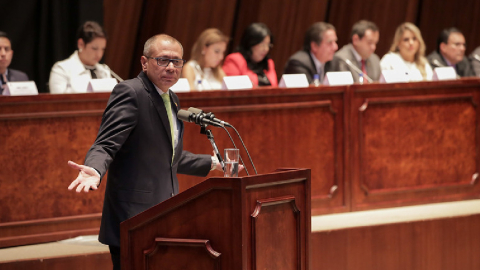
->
xmin=67 ymin=34 xmax=220 ymax=269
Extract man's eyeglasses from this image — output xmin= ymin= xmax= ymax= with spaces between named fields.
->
xmin=146 ymin=56 xmax=186 ymax=68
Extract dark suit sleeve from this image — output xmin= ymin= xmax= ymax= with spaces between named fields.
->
xmin=284 ymin=59 xmax=314 ymax=83
xmin=84 ymin=83 xmax=139 ymax=177
xmin=9 ymin=69 xmax=29 ymax=81
xmin=177 ymin=151 xmax=211 ymax=177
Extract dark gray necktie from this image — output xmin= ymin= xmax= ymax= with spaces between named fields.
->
xmin=86 ymin=68 xmax=97 ymax=79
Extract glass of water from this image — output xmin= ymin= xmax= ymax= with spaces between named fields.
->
xmin=224 ymin=148 xmax=239 ymax=177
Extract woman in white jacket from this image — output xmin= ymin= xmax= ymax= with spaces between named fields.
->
xmin=49 ymin=21 xmax=111 ymax=94
xmin=380 ymin=22 xmax=433 ymax=81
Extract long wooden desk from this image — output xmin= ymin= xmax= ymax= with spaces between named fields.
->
xmin=1 ymin=78 xmax=479 ymax=248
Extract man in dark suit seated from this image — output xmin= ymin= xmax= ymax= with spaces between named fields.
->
xmin=283 ymin=22 xmax=338 ymax=84
xmin=327 ymin=20 xmax=381 ymax=83
xmin=67 ymin=34 xmax=223 ymax=270
xmin=427 ymin=27 xmax=475 ymax=77
xmin=0 ymin=31 xmax=29 ymax=94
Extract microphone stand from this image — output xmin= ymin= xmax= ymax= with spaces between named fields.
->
xmin=200 ymin=125 xmax=225 ymax=171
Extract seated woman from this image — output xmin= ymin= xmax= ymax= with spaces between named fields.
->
xmin=380 ymin=22 xmax=433 ymax=81
xmin=182 ymin=28 xmax=229 ymax=91
xmin=223 ymin=23 xmax=277 ymax=87
xmin=49 ymin=21 xmax=112 ymax=94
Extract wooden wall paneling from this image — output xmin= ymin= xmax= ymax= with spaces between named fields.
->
xmin=162 ymin=0 xmax=238 ymax=61
xmin=311 ymin=214 xmax=480 ymax=270
xmin=328 ymin=0 xmax=420 ymax=58
xmin=418 ymin=0 xmax=480 ymax=56
xmin=349 ymin=80 xmax=480 ymax=211
xmin=0 ymin=114 xmax=105 ymax=222
xmin=130 ymin=0 xmax=238 ymax=78
xmin=0 ymin=252 xmax=112 ymax=270
xmin=176 ymin=87 xmax=348 ymax=215
xmin=231 ymin=0 xmax=329 ymax=80
xmin=103 ymin=0 xmax=145 ymax=80
xmin=0 ymin=94 xmax=110 ymax=247
xmin=0 ymin=214 xmax=101 ymax=248
xmin=0 ymin=93 xmax=110 ymax=114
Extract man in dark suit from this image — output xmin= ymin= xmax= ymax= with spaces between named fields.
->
xmin=327 ymin=20 xmax=381 ymax=83
xmin=427 ymin=27 xmax=475 ymax=77
xmin=0 ymin=31 xmax=29 ymax=94
xmin=67 ymin=34 xmax=221 ymax=270
xmin=283 ymin=22 xmax=338 ymax=84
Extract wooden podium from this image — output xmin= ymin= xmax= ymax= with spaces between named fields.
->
xmin=120 ymin=168 xmax=311 ymax=270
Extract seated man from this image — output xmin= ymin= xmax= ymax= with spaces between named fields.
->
xmin=0 ymin=31 xmax=29 ymax=94
xmin=469 ymin=46 xmax=480 ymax=77
xmin=427 ymin=27 xmax=475 ymax=77
xmin=327 ymin=20 xmax=381 ymax=83
xmin=283 ymin=22 xmax=338 ymax=84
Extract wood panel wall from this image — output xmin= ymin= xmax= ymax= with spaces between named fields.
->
xmin=103 ymin=0 xmax=480 ymax=82
xmin=311 ymin=214 xmax=480 ymax=270
xmin=2 ymin=79 xmax=480 ymax=249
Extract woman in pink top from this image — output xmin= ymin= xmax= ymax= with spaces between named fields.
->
xmin=223 ymin=23 xmax=277 ymax=87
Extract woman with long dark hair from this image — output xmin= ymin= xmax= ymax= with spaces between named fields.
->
xmin=223 ymin=22 xmax=277 ymax=87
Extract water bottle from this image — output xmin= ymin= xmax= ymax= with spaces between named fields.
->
xmin=312 ymin=74 xmax=321 ymax=86
xmin=358 ymin=73 xmax=364 ymax=84
xmin=196 ymin=79 xmax=204 ymax=91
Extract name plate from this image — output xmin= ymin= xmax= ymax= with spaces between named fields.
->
xmin=3 ymin=81 xmax=38 ymax=96
xmin=170 ymin=78 xmax=190 ymax=92
xmin=278 ymin=74 xmax=309 ymax=88
xmin=407 ymin=69 xmax=423 ymax=82
xmin=323 ymin=71 xmax=354 ymax=86
xmin=87 ymin=78 xmax=118 ymax=93
xmin=379 ymin=70 xmax=409 ymax=83
xmin=222 ymin=75 xmax=253 ymax=90
xmin=432 ymin=67 xmax=457 ymax=81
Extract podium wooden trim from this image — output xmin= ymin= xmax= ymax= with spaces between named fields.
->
xmin=120 ymin=168 xmax=311 ymax=270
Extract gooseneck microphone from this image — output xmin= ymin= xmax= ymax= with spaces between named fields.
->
xmin=432 ymin=59 xmax=445 ymax=67
xmin=343 ymin=59 xmax=373 ymax=83
xmin=177 ymin=107 xmax=258 ymax=175
xmin=177 ymin=109 xmax=224 ymax=127
xmin=472 ymin=54 xmax=480 ymax=62
xmin=110 ymin=69 xmax=124 ymax=82
xmin=187 ymin=107 xmax=232 ymax=127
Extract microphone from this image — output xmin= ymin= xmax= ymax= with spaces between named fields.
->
xmin=472 ymin=54 xmax=480 ymax=62
xmin=187 ymin=107 xmax=232 ymax=127
xmin=110 ymin=69 xmax=124 ymax=82
xmin=177 ymin=109 xmax=223 ymax=127
xmin=432 ymin=59 xmax=445 ymax=67
xmin=343 ymin=59 xmax=373 ymax=83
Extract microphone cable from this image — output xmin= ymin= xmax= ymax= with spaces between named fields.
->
xmin=227 ymin=124 xmax=258 ymax=175
xmin=219 ymin=125 xmax=249 ymax=176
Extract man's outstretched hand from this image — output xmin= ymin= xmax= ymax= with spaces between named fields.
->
xmin=67 ymin=161 xmax=101 ymax=193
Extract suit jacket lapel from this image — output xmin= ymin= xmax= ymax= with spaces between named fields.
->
xmin=138 ymin=72 xmax=173 ymax=148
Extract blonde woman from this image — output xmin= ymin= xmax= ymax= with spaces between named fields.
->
xmin=182 ymin=28 xmax=229 ymax=90
xmin=380 ymin=22 xmax=433 ymax=81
